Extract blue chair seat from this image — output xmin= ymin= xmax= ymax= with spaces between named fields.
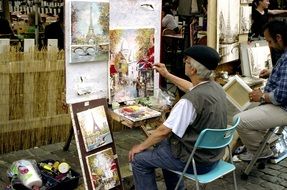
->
xmin=170 ymin=160 xmax=235 ymax=184
xmin=169 ymin=117 xmax=240 ymax=190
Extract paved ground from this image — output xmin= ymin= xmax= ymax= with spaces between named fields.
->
xmin=1 ymin=102 xmax=287 ymax=189
xmin=1 ymin=127 xmax=287 ymax=190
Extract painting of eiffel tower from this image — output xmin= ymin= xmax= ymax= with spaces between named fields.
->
xmin=217 ymin=0 xmax=240 ymax=63
xmin=77 ymin=105 xmax=112 ymax=152
xmin=70 ymin=1 xmax=109 ymax=63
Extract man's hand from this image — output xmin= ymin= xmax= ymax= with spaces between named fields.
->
xmin=259 ymin=69 xmax=271 ymax=78
xmin=249 ymin=88 xmax=263 ymax=102
xmin=128 ymin=144 xmax=144 ymax=161
xmin=153 ymin=63 xmax=170 ymax=78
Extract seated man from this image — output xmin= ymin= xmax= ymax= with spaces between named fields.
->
xmin=128 ymin=45 xmax=227 ymax=190
xmin=235 ymin=20 xmax=287 ymax=161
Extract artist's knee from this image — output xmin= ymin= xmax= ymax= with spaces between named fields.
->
xmin=233 ymin=113 xmax=248 ymax=132
xmin=131 ymin=153 xmax=145 ymax=171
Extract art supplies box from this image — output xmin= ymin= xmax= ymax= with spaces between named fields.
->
xmin=113 ymin=105 xmax=161 ymax=122
xmin=38 ymin=160 xmax=80 ymax=190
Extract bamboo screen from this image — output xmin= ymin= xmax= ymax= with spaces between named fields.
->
xmin=0 ymin=44 xmax=71 ymax=154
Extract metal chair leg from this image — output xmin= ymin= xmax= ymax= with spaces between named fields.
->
xmin=241 ymin=128 xmax=275 ymax=178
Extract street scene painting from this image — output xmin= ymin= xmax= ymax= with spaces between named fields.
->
xmin=77 ymin=105 xmax=112 ymax=152
xmin=109 ymin=28 xmax=155 ymax=103
xmin=86 ymin=148 xmax=121 ymax=190
xmin=70 ymin=0 xmax=109 ymax=63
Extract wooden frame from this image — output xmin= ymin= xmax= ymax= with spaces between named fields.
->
xmin=223 ymin=75 xmax=252 ymax=111
xmin=70 ymin=98 xmax=122 ymax=190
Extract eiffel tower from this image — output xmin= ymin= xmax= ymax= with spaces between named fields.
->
xmin=86 ymin=4 xmax=97 ymax=44
xmin=224 ymin=0 xmax=234 ymax=44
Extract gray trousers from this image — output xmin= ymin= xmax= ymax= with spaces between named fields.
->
xmin=234 ymin=104 xmax=287 ymax=153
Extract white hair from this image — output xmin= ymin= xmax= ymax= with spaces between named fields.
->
xmin=188 ymin=58 xmax=214 ymax=80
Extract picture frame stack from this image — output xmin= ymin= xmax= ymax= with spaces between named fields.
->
xmin=70 ymin=98 xmax=122 ymax=190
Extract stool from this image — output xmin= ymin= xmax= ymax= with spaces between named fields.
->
xmin=241 ymin=125 xmax=286 ymax=180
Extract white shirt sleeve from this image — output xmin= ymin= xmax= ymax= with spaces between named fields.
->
xmin=163 ymin=99 xmax=197 ymax=138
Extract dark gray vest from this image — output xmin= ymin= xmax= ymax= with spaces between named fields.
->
xmin=168 ymin=81 xmax=227 ymax=165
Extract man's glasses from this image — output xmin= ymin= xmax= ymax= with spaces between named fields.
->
xmin=183 ymin=56 xmax=191 ymax=65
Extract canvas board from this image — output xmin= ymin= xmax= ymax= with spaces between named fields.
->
xmin=65 ymin=0 xmax=109 ymax=104
xmin=109 ymin=28 xmax=155 ymax=103
xmin=86 ymin=148 xmax=121 ymax=190
xmin=217 ymin=0 xmax=240 ymax=63
xmin=223 ymin=75 xmax=252 ymax=111
xmin=70 ymin=1 xmax=109 ymax=63
xmin=65 ymin=0 xmax=162 ymax=104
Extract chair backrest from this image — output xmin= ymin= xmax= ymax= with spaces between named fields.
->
xmin=162 ymin=28 xmax=177 ymax=36
xmin=194 ymin=117 xmax=240 ymax=149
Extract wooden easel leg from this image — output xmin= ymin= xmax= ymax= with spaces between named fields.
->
xmin=63 ymin=125 xmax=74 ymax=151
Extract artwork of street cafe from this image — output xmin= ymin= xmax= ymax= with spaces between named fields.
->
xmin=0 ymin=0 xmax=287 ymax=189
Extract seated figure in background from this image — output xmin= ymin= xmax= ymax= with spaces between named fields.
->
xmin=44 ymin=7 xmax=64 ymax=50
xmin=162 ymin=5 xmax=179 ymax=34
xmin=0 ymin=18 xmax=14 ymax=37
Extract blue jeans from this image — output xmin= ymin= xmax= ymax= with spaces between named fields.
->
xmin=131 ymin=139 xmax=217 ymax=190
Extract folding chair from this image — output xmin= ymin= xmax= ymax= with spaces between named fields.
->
xmin=169 ymin=117 xmax=240 ymax=190
xmin=241 ymin=125 xmax=286 ymax=180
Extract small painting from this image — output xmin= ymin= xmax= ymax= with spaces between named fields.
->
xmin=239 ymin=6 xmax=252 ymax=34
xmin=217 ymin=0 xmax=240 ymax=63
xmin=223 ymin=75 xmax=252 ymax=111
xmin=247 ymin=46 xmax=272 ymax=77
xmin=70 ymin=1 xmax=109 ymax=63
xmin=77 ymin=105 xmax=112 ymax=152
xmin=86 ymin=148 xmax=120 ymax=190
xmin=109 ymin=28 xmax=155 ymax=102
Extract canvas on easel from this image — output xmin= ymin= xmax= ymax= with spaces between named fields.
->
xmin=70 ymin=98 xmax=122 ymax=190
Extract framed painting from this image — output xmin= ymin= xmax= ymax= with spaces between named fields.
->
xmin=247 ymin=45 xmax=272 ymax=77
xmin=223 ymin=75 xmax=252 ymax=111
xmin=86 ymin=148 xmax=121 ymax=190
xmin=217 ymin=0 xmax=240 ymax=64
xmin=77 ymin=105 xmax=112 ymax=152
xmin=70 ymin=98 xmax=123 ymax=190
xmin=239 ymin=40 xmax=272 ymax=77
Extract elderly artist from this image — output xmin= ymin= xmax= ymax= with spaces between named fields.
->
xmin=128 ymin=45 xmax=227 ymax=190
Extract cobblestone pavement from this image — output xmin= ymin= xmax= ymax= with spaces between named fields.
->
xmin=1 ymin=127 xmax=287 ymax=190
xmin=1 ymin=101 xmax=287 ymax=190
